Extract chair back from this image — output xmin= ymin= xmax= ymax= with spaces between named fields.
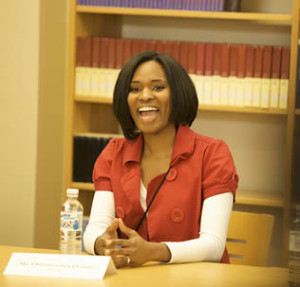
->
xmin=227 ymin=211 xmax=274 ymax=266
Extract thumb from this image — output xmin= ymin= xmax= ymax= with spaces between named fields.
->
xmin=118 ymin=218 xmax=135 ymax=237
xmin=106 ymin=218 xmax=119 ymax=236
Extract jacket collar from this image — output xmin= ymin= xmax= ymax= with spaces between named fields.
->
xmin=123 ymin=125 xmax=196 ymax=165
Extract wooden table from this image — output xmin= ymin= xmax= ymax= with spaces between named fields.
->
xmin=0 ymin=245 xmax=288 ymax=287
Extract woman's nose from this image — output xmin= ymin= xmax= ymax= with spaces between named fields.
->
xmin=139 ymin=87 xmax=153 ymax=101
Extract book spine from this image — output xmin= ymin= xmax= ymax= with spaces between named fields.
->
xmin=204 ymin=43 xmax=214 ymax=105
xmin=123 ymin=38 xmax=132 ymax=65
xmin=180 ymin=42 xmax=189 ymax=72
xmin=228 ymin=44 xmax=238 ymax=106
xmin=220 ymin=43 xmax=230 ymax=106
xmin=261 ymin=46 xmax=272 ymax=108
xmin=236 ymin=44 xmax=246 ymax=107
xmin=107 ymin=38 xmax=116 ymax=99
xmin=252 ymin=45 xmax=263 ymax=107
xmin=187 ymin=42 xmax=197 ymax=87
xmin=99 ymin=38 xmax=109 ymax=98
xmin=195 ymin=42 xmax=205 ymax=104
xmin=75 ymin=37 xmax=84 ymax=96
xmin=270 ymin=46 xmax=282 ymax=108
xmin=171 ymin=41 xmax=181 ymax=63
xmin=212 ymin=44 xmax=221 ymax=105
xmin=244 ymin=45 xmax=254 ymax=107
xmin=164 ymin=40 xmax=172 ymax=56
xmin=279 ymin=46 xmax=290 ymax=109
xmin=90 ymin=37 xmax=100 ymax=97
xmin=82 ymin=37 xmax=92 ymax=96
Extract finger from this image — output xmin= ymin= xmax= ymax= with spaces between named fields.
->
xmin=112 ymin=255 xmax=131 ymax=269
xmin=106 ymin=218 xmax=119 ymax=236
xmin=94 ymin=237 xmax=106 ymax=255
xmin=106 ymin=239 xmax=131 ymax=248
xmin=104 ymin=247 xmax=132 ymax=257
xmin=118 ymin=218 xmax=135 ymax=237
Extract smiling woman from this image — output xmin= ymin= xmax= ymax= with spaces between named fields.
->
xmin=113 ymin=51 xmax=198 ymax=140
xmin=84 ymin=50 xmax=239 ymax=268
xmin=127 ymin=61 xmax=171 ymax=136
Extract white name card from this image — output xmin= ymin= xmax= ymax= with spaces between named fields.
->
xmin=3 ymin=253 xmax=117 ymax=280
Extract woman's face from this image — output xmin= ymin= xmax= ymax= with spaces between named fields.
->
xmin=127 ymin=60 xmax=173 ymax=136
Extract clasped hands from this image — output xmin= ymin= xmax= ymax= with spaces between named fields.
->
xmin=94 ymin=218 xmax=171 ymax=268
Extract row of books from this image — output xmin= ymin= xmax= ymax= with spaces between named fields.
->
xmin=77 ymin=0 xmax=241 ymax=12
xmin=76 ymin=37 xmax=290 ymax=109
xmin=73 ymin=135 xmax=112 ymax=183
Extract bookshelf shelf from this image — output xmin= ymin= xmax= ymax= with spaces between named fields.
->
xmin=235 ymin=190 xmax=284 ymax=208
xmin=71 ymin=181 xmax=284 ymax=208
xmin=76 ymin=6 xmax=292 ymax=26
xmin=75 ymin=95 xmax=287 ymax=115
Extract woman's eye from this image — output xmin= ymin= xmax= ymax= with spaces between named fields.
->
xmin=153 ymin=85 xmax=165 ymax=91
xmin=129 ymin=86 xmax=140 ymax=92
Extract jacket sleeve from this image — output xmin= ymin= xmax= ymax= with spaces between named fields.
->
xmin=202 ymin=139 xmax=239 ymax=200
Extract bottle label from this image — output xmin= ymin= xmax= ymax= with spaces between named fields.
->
xmin=289 ymin=230 xmax=300 ymax=252
xmin=60 ymin=212 xmax=83 ymax=231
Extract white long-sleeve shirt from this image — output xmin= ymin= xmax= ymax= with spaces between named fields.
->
xmin=84 ymin=187 xmax=233 ymax=263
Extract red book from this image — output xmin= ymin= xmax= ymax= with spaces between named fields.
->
xmin=139 ymin=39 xmax=147 ymax=52
xmin=187 ymin=42 xmax=197 ymax=74
xmin=147 ymin=40 xmax=156 ymax=51
xmin=196 ymin=42 xmax=205 ymax=76
xmin=171 ymin=41 xmax=181 ymax=62
xmin=205 ymin=43 xmax=214 ymax=76
xmin=82 ymin=37 xmax=92 ymax=67
xmin=180 ymin=42 xmax=189 ymax=71
xmin=99 ymin=38 xmax=109 ymax=68
xmin=229 ymin=45 xmax=238 ymax=77
xmin=123 ymin=38 xmax=132 ymax=65
xmin=245 ymin=45 xmax=254 ymax=78
xmin=115 ymin=38 xmax=123 ymax=69
xmin=213 ymin=44 xmax=221 ymax=76
xmin=262 ymin=46 xmax=272 ymax=79
xmin=237 ymin=45 xmax=246 ymax=78
xmin=156 ymin=40 xmax=164 ymax=53
xmin=91 ymin=37 xmax=100 ymax=68
xmin=281 ymin=46 xmax=290 ymax=79
xmin=76 ymin=37 xmax=83 ymax=67
xmin=220 ymin=44 xmax=230 ymax=77
xmin=107 ymin=38 xmax=116 ymax=69
xmin=131 ymin=39 xmax=141 ymax=56
xmin=271 ymin=46 xmax=282 ymax=79
xmin=164 ymin=41 xmax=172 ymax=56
xmin=254 ymin=46 xmax=263 ymax=78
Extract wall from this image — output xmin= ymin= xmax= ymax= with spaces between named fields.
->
xmin=0 ymin=1 xmax=40 ymax=247
xmin=0 ymin=0 xmax=67 ymax=249
xmin=34 ymin=0 xmax=68 ymax=249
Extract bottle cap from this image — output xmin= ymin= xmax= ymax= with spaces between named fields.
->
xmin=66 ymin=188 xmax=79 ymax=197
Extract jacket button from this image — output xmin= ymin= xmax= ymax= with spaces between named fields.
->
xmin=116 ymin=206 xmax=125 ymax=219
xmin=166 ymin=168 xmax=177 ymax=181
xmin=171 ymin=208 xmax=184 ymax=223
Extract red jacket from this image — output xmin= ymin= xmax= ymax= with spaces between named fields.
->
xmin=93 ymin=125 xmax=239 ymax=263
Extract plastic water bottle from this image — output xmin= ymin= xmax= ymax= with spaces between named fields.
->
xmin=60 ymin=188 xmax=83 ymax=254
xmin=289 ymin=204 xmax=300 ymax=286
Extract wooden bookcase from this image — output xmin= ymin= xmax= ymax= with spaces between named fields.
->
xmin=65 ymin=0 xmax=299 ymax=266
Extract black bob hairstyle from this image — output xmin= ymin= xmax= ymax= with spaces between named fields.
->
xmin=113 ymin=50 xmax=198 ymax=140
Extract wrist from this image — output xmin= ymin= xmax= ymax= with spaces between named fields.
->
xmin=148 ymin=242 xmax=171 ymax=262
